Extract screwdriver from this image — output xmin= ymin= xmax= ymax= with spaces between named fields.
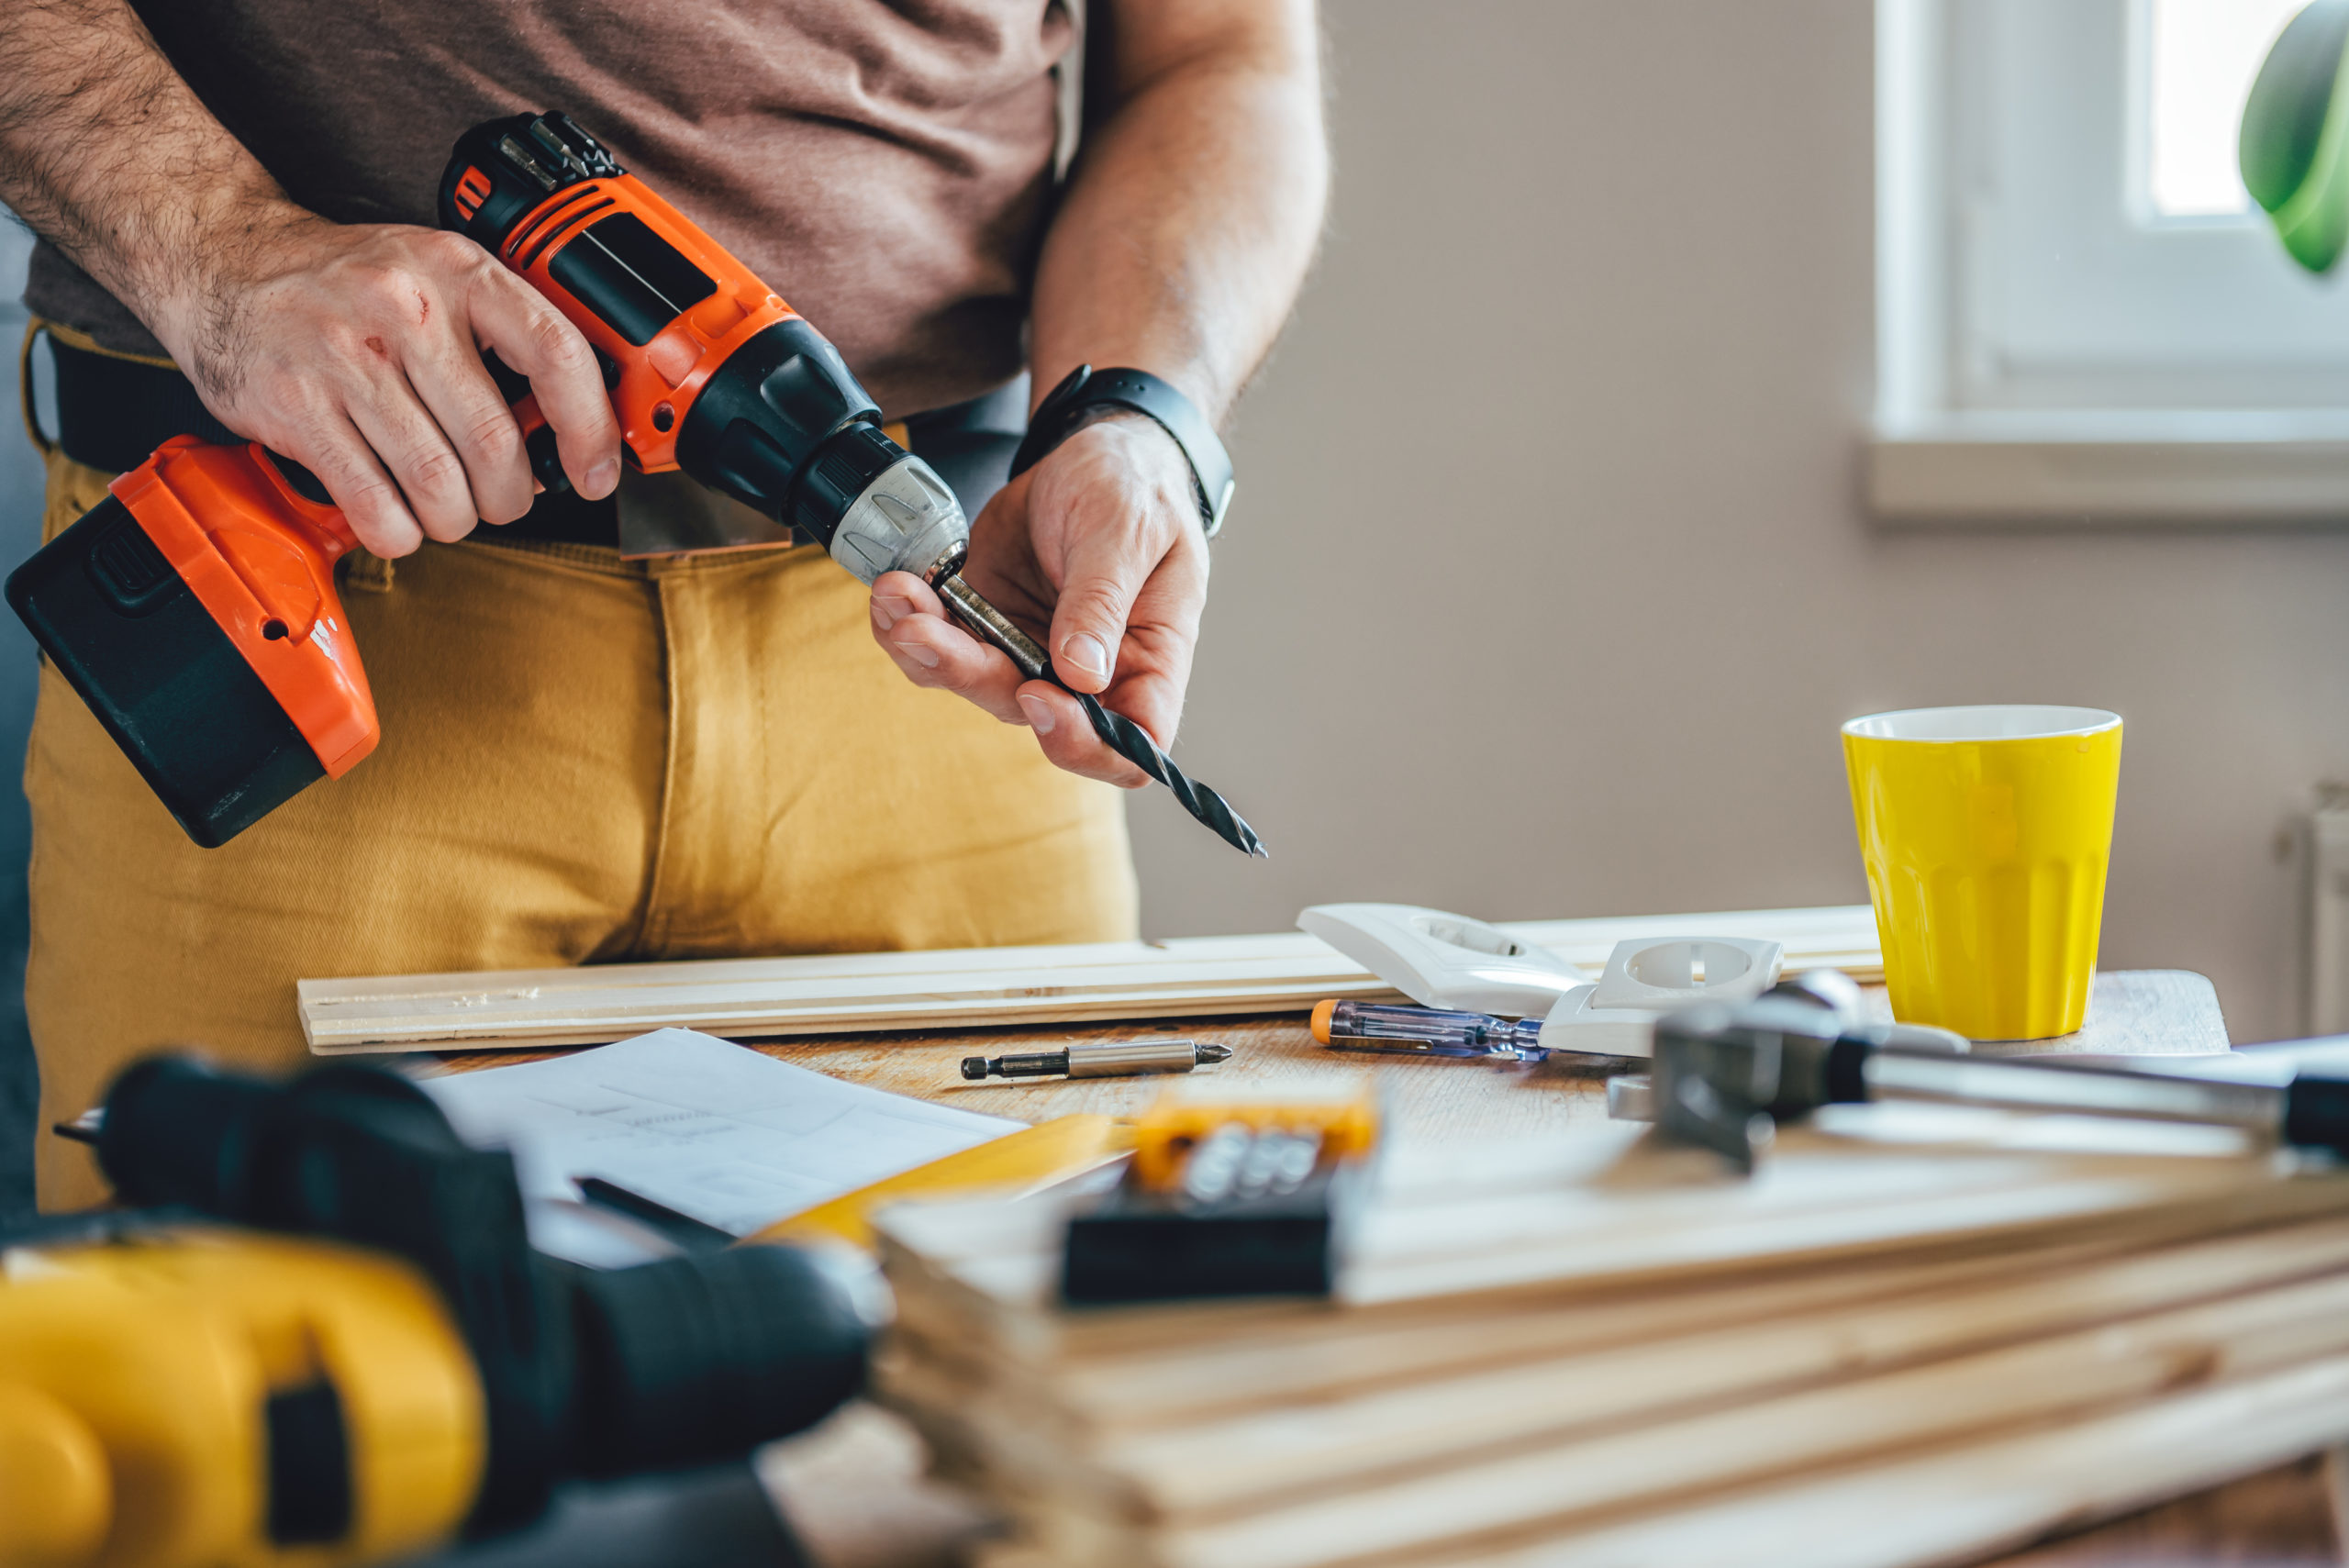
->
xmin=1309 ymin=999 xmax=1551 ymax=1062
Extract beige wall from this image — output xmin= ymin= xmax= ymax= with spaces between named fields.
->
xmin=1126 ymin=0 xmax=2349 ymax=1046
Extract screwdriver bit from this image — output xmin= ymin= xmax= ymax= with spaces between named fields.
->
xmin=962 ymin=1040 xmax=1234 ymax=1081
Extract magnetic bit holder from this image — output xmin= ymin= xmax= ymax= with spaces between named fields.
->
xmin=962 ymin=1040 xmax=1232 ymax=1082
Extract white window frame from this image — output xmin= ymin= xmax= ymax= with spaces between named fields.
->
xmin=1872 ymin=0 xmax=2349 ymax=524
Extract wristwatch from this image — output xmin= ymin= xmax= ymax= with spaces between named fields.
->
xmin=1008 ymin=365 xmax=1236 ymax=539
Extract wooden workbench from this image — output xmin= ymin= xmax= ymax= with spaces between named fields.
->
xmin=444 ymin=970 xmax=2349 ymax=1568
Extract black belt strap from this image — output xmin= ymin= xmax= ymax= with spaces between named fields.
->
xmin=45 ymin=332 xmax=239 ymax=473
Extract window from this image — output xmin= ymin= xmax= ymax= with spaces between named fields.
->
xmin=1873 ymin=0 xmax=2349 ymax=521
xmin=2144 ymin=0 xmax=2302 ymax=219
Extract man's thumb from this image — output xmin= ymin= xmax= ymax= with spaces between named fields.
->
xmin=1048 ymin=546 xmax=1144 ymax=695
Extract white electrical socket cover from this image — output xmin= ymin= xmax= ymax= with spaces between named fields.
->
xmin=1296 ymin=903 xmax=1588 ymax=1017
xmin=1539 ymin=936 xmax=1786 ymax=1060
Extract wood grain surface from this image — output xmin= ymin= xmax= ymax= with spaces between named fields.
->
xmin=442 ymin=971 xmax=2290 ymax=1568
xmin=1992 ymin=1450 xmax=2343 ymax=1566
xmin=753 ymin=1406 xmax=2347 ymax=1568
xmin=1963 ymin=971 xmax=2232 ymax=1057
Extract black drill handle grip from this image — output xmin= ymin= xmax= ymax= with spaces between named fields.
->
xmin=2284 ymin=1074 xmax=2349 ymax=1155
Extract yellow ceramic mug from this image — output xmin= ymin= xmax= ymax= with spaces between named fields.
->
xmin=1842 ymin=706 xmax=2122 ymax=1040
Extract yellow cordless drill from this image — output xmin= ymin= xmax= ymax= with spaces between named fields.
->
xmin=0 ymin=1057 xmax=879 ymax=1568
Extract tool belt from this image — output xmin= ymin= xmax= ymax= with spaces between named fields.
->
xmin=39 ymin=328 xmax=1027 ymax=547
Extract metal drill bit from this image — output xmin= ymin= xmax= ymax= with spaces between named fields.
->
xmin=934 ymin=573 xmax=1267 ymax=857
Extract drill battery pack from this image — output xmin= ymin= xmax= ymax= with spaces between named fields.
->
xmin=1061 ymin=1079 xmax=1380 ymax=1305
xmin=5 ymin=439 xmax=375 ymax=847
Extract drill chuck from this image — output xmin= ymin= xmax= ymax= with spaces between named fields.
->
xmin=825 ymin=448 xmax=971 ymax=585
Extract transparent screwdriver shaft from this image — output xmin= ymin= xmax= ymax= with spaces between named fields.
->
xmin=1314 ymin=1000 xmax=1550 ymax=1062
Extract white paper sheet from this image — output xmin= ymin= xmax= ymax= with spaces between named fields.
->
xmin=419 ymin=1028 xmax=1019 ymax=1238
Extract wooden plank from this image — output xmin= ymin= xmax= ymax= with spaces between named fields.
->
xmin=1418 ymin=1355 xmax=2349 ymax=1568
xmin=883 ymin=1193 xmax=2349 ymax=1437
xmin=936 ymin=1396 xmax=2349 ymax=1568
xmin=870 ymin=1117 xmax=2349 ymax=1561
xmin=1976 ymin=1451 xmax=2342 ymax=1568
xmin=892 ymin=1231 xmax=2145 ymax=1429
xmin=875 ymin=1132 xmax=2346 ymax=1328
xmin=877 ymin=1219 xmax=2349 ymax=1529
xmin=301 ymin=904 xmax=1885 ymax=1053
xmin=1004 ymin=1216 xmax=2349 ymax=1433
xmin=996 ymin=1273 xmax=2349 ymax=1566
xmin=1096 ymin=1219 xmax=2349 ymax=1518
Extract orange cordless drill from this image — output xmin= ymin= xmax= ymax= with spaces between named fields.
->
xmin=9 ymin=111 xmax=1263 ymax=853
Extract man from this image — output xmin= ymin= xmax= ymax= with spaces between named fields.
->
xmin=0 ymin=1 xmax=1326 ymax=1209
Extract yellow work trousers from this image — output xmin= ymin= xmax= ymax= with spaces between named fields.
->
xmin=28 ymin=446 xmax=1136 ymax=1210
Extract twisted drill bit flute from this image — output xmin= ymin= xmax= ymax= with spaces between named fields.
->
xmin=935 ymin=573 xmax=1266 ymax=858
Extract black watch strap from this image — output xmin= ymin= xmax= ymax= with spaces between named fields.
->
xmin=1008 ymin=365 xmax=1235 ymax=539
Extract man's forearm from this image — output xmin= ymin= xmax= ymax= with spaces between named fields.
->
xmin=1031 ymin=0 xmax=1328 ymax=425
xmin=0 ymin=1 xmax=620 ymax=551
xmin=0 ymin=0 xmax=295 ymax=358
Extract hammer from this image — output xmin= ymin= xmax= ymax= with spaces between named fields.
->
xmin=1651 ymin=976 xmax=2349 ymax=1173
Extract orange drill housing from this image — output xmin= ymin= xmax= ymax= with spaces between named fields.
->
xmin=462 ymin=160 xmax=802 ymax=474
xmin=440 ymin=113 xmax=901 ymax=552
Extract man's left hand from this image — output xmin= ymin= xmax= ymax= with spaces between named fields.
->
xmin=866 ymin=415 xmax=1208 ymax=786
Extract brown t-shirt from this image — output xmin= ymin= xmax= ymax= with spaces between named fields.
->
xmin=25 ymin=0 xmax=1072 ymax=417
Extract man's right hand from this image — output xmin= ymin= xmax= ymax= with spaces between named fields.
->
xmin=152 ymin=206 xmax=623 ymax=558
xmin=3 ymin=4 xmax=620 ymax=555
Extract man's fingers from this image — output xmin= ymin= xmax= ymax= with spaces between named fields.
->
xmin=867 ymin=571 xmax=1150 ymax=784
xmin=293 ymin=416 xmax=426 ymax=558
xmin=404 ymin=321 xmax=535 ymax=526
xmin=870 ymin=592 xmax=1030 ymax=725
xmin=871 ymin=570 xmax=945 ymax=622
xmin=464 ymin=255 xmax=621 ymax=499
xmin=348 ymin=380 xmax=481 ymax=543
xmin=1012 ymin=684 xmax=1150 ymax=787
xmin=1043 ymin=526 xmax=1152 ymax=695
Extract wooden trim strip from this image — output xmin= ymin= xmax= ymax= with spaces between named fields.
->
xmin=299 ymin=905 xmax=1885 ymax=1055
